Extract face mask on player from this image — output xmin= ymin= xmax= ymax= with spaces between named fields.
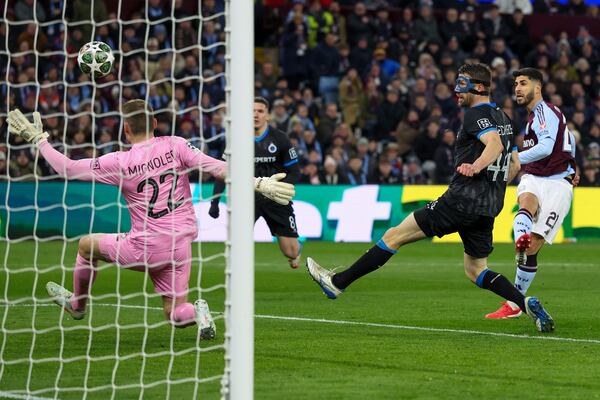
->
xmin=454 ymin=75 xmax=490 ymax=96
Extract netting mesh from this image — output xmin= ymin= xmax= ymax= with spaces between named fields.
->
xmin=0 ymin=1 xmax=230 ymax=398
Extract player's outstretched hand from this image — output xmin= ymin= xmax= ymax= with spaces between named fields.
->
xmin=456 ymin=163 xmax=479 ymax=177
xmin=6 ymin=109 xmax=49 ymax=146
xmin=254 ymin=173 xmax=295 ymax=205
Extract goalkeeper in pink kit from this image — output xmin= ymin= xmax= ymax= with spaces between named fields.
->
xmin=7 ymin=100 xmax=294 ymax=337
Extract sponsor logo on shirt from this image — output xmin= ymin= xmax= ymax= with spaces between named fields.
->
xmin=90 ymin=159 xmax=100 ymax=170
xmin=477 ymin=118 xmax=492 ymax=130
xmin=255 ymin=156 xmax=277 ymax=163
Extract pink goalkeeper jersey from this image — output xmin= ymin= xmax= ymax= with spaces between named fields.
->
xmin=39 ymin=136 xmax=226 ymax=247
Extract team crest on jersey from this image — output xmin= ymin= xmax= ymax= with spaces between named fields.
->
xmin=268 ymin=142 xmax=277 ymax=153
xmin=477 ymin=118 xmax=492 ymax=130
xmin=90 ymin=159 xmax=100 ymax=170
xmin=289 ymin=148 xmax=298 ymax=159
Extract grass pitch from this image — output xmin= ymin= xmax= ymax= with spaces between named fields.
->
xmin=1 ymin=240 xmax=599 ymax=399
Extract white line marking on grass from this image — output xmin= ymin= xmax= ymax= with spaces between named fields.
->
xmin=0 ymin=391 xmax=58 ymax=400
xmin=255 ymin=314 xmax=600 ymax=345
xmin=3 ymin=302 xmax=600 ymax=345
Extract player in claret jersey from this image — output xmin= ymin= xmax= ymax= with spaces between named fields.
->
xmin=6 ymin=100 xmax=294 ymax=337
xmin=306 ymin=63 xmax=555 ymax=333
xmin=486 ymin=68 xmax=577 ymax=320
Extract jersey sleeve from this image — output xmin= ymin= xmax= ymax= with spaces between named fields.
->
xmin=39 ymin=139 xmax=121 ymax=185
xmin=518 ymin=106 xmax=559 ymax=164
xmin=278 ymin=133 xmax=299 ymax=168
xmin=175 ymin=137 xmax=227 ymax=178
xmin=463 ymin=108 xmax=497 ymax=140
xmin=277 ymin=133 xmax=301 ymax=184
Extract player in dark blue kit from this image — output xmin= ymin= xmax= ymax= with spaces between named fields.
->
xmin=307 ymin=63 xmax=555 ymax=333
xmin=209 ymin=97 xmax=302 ymax=268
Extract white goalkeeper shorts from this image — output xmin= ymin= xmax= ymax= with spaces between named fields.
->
xmin=516 ymin=174 xmax=573 ymax=244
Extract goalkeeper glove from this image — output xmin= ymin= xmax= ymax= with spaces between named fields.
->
xmin=6 ymin=109 xmax=49 ymax=146
xmin=254 ymin=173 xmax=295 ymax=205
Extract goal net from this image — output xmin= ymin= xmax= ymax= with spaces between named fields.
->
xmin=0 ymin=1 xmax=253 ymax=399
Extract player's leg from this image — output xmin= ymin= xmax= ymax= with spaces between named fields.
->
xmin=517 ymin=178 xmax=572 ymax=294
xmin=514 ymin=175 xmax=541 ymax=265
xmin=151 ymin=244 xmax=216 ymax=337
xmin=465 ymin=252 xmax=554 ymax=332
xmin=261 ymin=201 xmax=301 ymax=268
xmin=46 ymin=233 xmax=113 ymax=319
xmin=307 ymin=212 xmax=427 ymax=298
xmin=277 ymin=236 xmax=301 ymax=269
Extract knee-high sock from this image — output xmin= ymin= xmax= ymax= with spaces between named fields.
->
xmin=171 ymin=302 xmax=196 ymax=327
xmin=515 ymin=253 xmax=538 ymax=295
xmin=513 ymin=208 xmax=533 ymax=240
xmin=475 ymin=268 xmax=526 ymax=311
xmin=71 ymin=254 xmax=98 ymax=311
xmin=332 ymin=239 xmax=396 ymax=290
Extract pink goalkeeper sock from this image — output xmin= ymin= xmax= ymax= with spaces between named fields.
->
xmin=70 ymin=254 xmax=98 ymax=312
xmin=171 ymin=303 xmax=196 ymax=327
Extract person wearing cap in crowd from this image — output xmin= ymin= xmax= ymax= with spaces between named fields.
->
xmin=320 ymin=155 xmax=348 ymax=185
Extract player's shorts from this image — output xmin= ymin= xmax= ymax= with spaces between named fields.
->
xmin=414 ymin=197 xmax=494 ymax=258
xmin=255 ymin=196 xmax=299 ymax=238
xmin=517 ymin=174 xmax=573 ymax=244
xmin=99 ymin=233 xmax=192 ymax=299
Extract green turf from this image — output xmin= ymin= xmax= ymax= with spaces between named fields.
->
xmin=1 ymin=240 xmax=599 ymax=399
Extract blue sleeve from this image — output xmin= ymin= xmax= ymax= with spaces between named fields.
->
xmin=518 ymin=106 xmax=559 ymax=164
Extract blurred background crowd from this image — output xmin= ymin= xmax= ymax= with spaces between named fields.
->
xmin=1 ymin=0 xmax=600 ymax=186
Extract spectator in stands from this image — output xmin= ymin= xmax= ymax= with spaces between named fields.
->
xmin=312 ymin=32 xmax=341 ymax=104
xmin=300 ymin=162 xmax=322 ymax=184
xmin=395 ymin=109 xmax=421 ymax=157
xmin=496 ymin=0 xmax=533 ymax=14
xmin=356 ymin=137 xmax=376 ymax=179
xmin=413 ymin=4 xmax=441 ymax=47
xmin=203 ymin=114 xmax=226 ymax=159
xmin=0 ymin=151 xmax=7 ymax=180
xmin=306 ymin=0 xmax=334 ymax=49
xmin=339 ymin=67 xmax=363 ymax=128
xmin=482 ymin=4 xmax=510 ymax=41
xmin=375 ymin=89 xmax=406 ymax=143
xmin=403 ymin=156 xmax=428 ymax=185
xmin=327 ymin=1 xmax=346 ymax=46
xmin=346 ymin=2 xmax=374 ymax=47
xmin=345 ymin=156 xmax=367 ymax=185
xmin=414 ymin=119 xmax=441 ymax=176
xmin=316 ymin=103 xmax=339 ymax=150
xmin=434 ymin=129 xmax=456 ymax=184
xmin=14 ymin=0 xmax=47 ymax=22
xmin=287 ymin=103 xmax=315 ymax=133
xmin=320 ymin=155 xmax=348 ymax=185
xmin=373 ymin=6 xmax=393 ymax=44
xmin=440 ymin=8 xmax=464 ymax=43
xmin=280 ymin=15 xmax=309 ymax=90
xmin=349 ymin=36 xmax=372 ymax=77
xmin=271 ymin=99 xmax=290 ymax=132
xmin=256 ymin=62 xmax=278 ymax=95
xmin=10 ymin=150 xmax=41 ymax=179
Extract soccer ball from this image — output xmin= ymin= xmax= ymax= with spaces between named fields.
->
xmin=77 ymin=41 xmax=114 ymax=78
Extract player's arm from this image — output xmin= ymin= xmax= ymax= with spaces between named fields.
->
xmin=278 ymin=133 xmax=301 ymax=184
xmin=457 ymin=130 xmax=504 ymax=177
xmin=507 ymin=148 xmax=521 ymax=183
xmin=7 ymin=109 xmax=119 ymax=183
xmin=178 ymin=139 xmax=295 ymax=205
xmin=518 ymin=110 xmax=559 ymax=164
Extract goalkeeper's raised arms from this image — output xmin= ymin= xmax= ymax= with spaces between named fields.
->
xmin=6 ymin=109 xmax=49 ymax=145
xmin=254 ymin=173 xmax=295 ymax=205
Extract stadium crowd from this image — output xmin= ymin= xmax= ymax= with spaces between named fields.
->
xmin=1 ymin=0 xmax=600 ymax=186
